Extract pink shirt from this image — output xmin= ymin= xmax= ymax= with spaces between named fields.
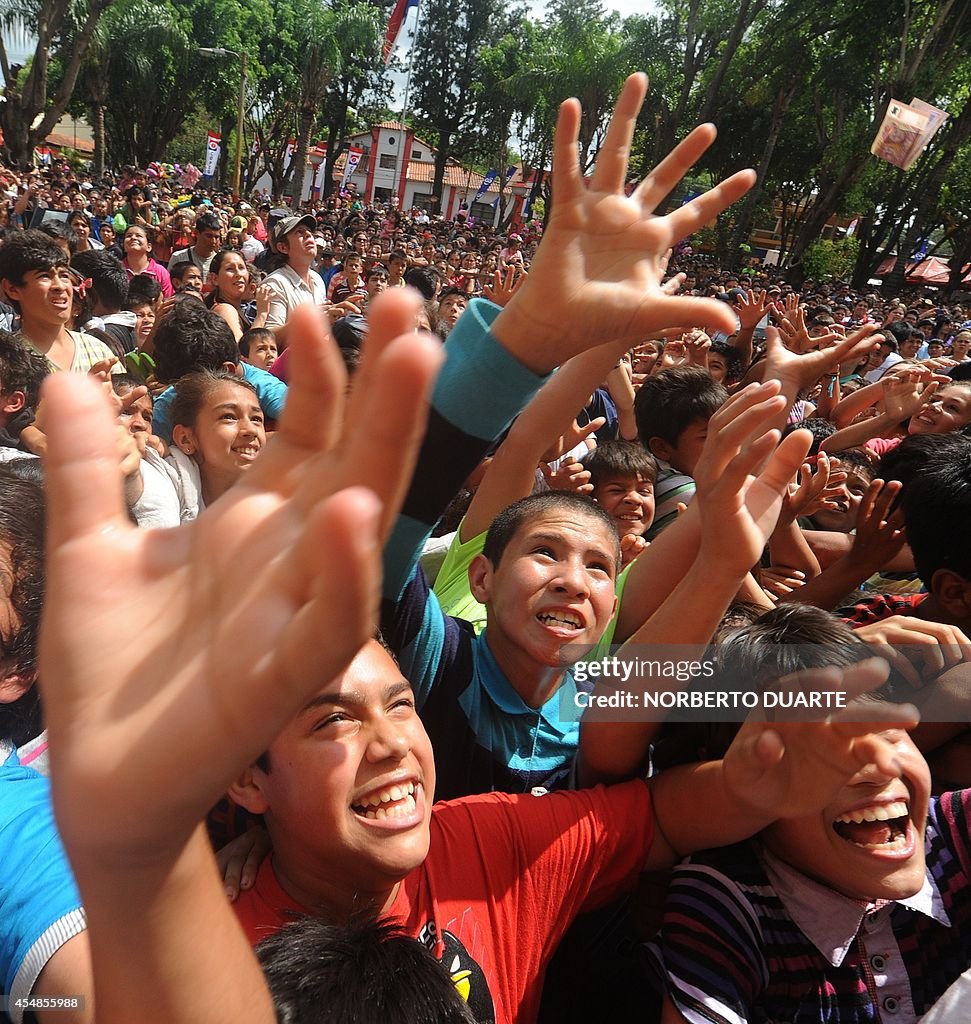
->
xmin=125 ymin=257 xmax=173 ymax=297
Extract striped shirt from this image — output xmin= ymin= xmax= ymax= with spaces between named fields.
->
xmin=645 ymin=460 xmax=695 ymax=540
xmin=647 ymin=790 xmax=971 ymax=1024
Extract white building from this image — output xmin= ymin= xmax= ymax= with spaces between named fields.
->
xmin=297 ymin=123 xmax=534 ymax=226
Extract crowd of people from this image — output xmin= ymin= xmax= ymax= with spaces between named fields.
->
xmin=2 ymin=73 xmax=971 ymax=1024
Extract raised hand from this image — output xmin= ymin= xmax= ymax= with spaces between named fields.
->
xmin=723 ymin=661 xmax=918 ymax=820
xmin=493 ymin=73 xmax=756 ymax=374
xmin=780 ymin=452 xmax=847 ymax=523
xmin=39 ymin=288 xmax=443 ymax=863
xmin=882 ymin=370 xmax=938 ymax=422
xmin=848 ymin=478 xmax=905 ymax=572
xmin=483 ymin=266 xmax=528 ymax=308
xmin=762 ymin=323 xmax=879 ymax=408
xmin=682 ymin=329 xmax=711 ymax=368
xmin=692 ymin=380 xmax=812 ymax=573
xmin=734 ymin=288 xmax=771 ymax=331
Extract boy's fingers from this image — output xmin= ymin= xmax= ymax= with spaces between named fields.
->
xmin=759 ymin=429 xmax=813 ymax=493
xmin=332 ymin=332 xmax=443 ymax=539
xmin=646 ymin=294 xmax=740 ymax=338
xmin=589 ymin=72 xmax=648 ymax=194
xmin=551 ymin=97 xmax=584 ymax=207
xmin=261 ymin=305 xmax=346 ymax=459
xmin=666 ymin=169 xmax=756 ymax=240
xmin=277 ymin=488 xmax=383 ymax=689
xmin=633 ymin=123 xmax=718 ymax=212
xmin=42 ymin=373 xmax=131 ymax=548
xmin=345 ymin=287 xmax=423 ymax=428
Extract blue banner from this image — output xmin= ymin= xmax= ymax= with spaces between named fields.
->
xmin=473 ymin=169 xmax=498 ymax=204
xmin=490 ymin=166 xmax=518 ymax=208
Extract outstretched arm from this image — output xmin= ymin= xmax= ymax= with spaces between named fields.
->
xmin=579 ymin=382 xmax=811 ymax=785
xmin=39 ymin=294 xmax=442 ymax=1024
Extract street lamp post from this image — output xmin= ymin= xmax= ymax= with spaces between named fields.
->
xmin=198 ymin=47 xmax=247 ymax=197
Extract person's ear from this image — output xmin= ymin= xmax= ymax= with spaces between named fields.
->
xmin=468 ymin=553 xmax=496 ymax=604
xmin=2 ymin=278 xmax=22 ymax=304
xmin=0 ymin=390 xmax=26 ymax=415
xmin=930 ymin=569 xmax=971 ymax=619
xmin=172 ymin=424 xmax=196 ymax=456
xmin=649 ymin=436 xmax=673 ymax=462
xmin=0 ymin=672 xmax=32 ymax=703
xmin=228 ymin=766 xmax=271 ymax=815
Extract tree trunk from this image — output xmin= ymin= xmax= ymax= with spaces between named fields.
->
xmin=432 ymin=130 xmax=452 ymax=214
xmin=93 ymin=102 xmax=106 ymax=179
xmin=286 ymin=105 xmax=315 ymax=204
xmin=728 ymin=75 xmax=796 ymax=263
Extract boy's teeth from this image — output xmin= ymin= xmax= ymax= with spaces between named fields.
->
xmin=538 ymin=612 xmax=581 ymax=628
xmin=355 ymin=781 xmax=417 ymax=814
xmin=835 ymin=800 xmax=908 ymax=825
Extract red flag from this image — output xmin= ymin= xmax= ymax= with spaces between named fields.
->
xmin=383 ymin=0 xmax=419 ymax=64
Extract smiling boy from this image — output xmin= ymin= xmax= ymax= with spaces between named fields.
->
xmin=647 ymin=609 xmax=971 ymax=1024
xmin=227 ymin=637 xmax=909 ymax=1024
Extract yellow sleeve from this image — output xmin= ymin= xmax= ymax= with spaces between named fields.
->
xmin=432 ymin=521 xmax=488 ymax=635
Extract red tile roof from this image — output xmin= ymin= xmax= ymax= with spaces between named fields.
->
xmin=44 ymin=132 xmax=94 ymax=154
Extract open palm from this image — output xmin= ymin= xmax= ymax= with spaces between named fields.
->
xmin=39 ymin=291 xmax=442 ymax=859
xmin=498 ymin=74 xmax=756 ymax=366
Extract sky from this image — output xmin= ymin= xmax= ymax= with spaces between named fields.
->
xmin=389 ymin=0 xmax=658 ymax=106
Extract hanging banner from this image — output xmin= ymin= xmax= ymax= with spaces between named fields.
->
xmin=490 ymin=166 xmax=518 ymax=209
xmin=282 ymin=139 xmax=296 ymax=175
xmin=473 ymin=169 xmax=498 ymax=204
xmin=341 ymin=146 xmax=364 ymax=188
xmin=203 ymin=131 xmax=221 ymax=178
xmin=309 ymin=143 xmax=328 ymax=197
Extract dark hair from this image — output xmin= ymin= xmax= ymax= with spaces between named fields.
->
xmin=110 ymin=371 xmax=150 ymax=398
xmin=125 ymin=273 xmax=162 ymax=307
xmin=885 ymin=321 xmax=913 ymax=345
xmin=0 ymin=230 xmax=69 ymax=297
xmin=239 ymin=327 xmax=274 ymax=359
xmin=389 ymin=249 xmax=407 ymax=264
xmin=404 ymin=265 xmax=441 ymax=300
xmin=170 ymin=261 xmax=201 ymax=286
xmin=652 ymin=605 xmax=867 ymax=770
xmin=170 ymin=369 xmax=257 ymax=430
xmin=124 ymin=223 xmax=155 ymax=245
xmin=783 ymin=417 xmax=835 ymax=456
xmin=0 ymin=469 xmax=46 ymax=747
xmin=833 ymin=448 xmax=875 ymax=481
xmin=901 ymin=444 xmax=971 ymax=586
xmin=708 ymin=340 xmax=744 ymax=384
xmin=71 ymin=249 xmax=129 ymax=312
xmin=634 ymin=366 xmax=728 ymax=449
xmin=877 ymin=432 xmax=971 ymax=491
xmin=153 ymin=302 xmax=239 ymax=383
xmin=583 ymin=441 xmax=657 ymax=490
xmin=0 ymin=330 xmax=50 ymax=410
xmin=256 ymin=918 xmax=475 ymax=1024
xmin=365 ymin=266 xmax=389 ymax=283
xmin=38 ymin=220 xmax=79 ymax=254
xmin=195 ymin=212 xmax=222 ymax=235
xmin=482 ymin=492 xmax=620 ymax=572
xmin=437 ymin=286 xmax=468 ymax=305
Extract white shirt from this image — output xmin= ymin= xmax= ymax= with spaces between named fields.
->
xmin=262 ymin=263 xmax=329 ymax=328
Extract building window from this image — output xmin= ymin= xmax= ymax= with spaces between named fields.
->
xmin=412 ymin=149 xmax=422 ymax=159
xmin=411 ymin=191 xmax=436 ymax=212
xmin=379 ymin=154 xmax=397 ymax=169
